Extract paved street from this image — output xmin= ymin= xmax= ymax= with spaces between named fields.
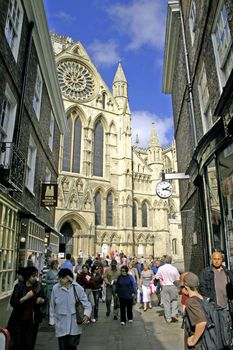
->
xmin=35 ymin=298 xmax=184 ymax=350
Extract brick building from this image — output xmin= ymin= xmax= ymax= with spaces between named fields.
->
xmin=163 ymin=0 xmax=233 ymax=273
xmin=0 ymin=0 xmax=65 ymax=325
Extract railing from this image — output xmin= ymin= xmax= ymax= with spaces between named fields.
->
xmin=0 ymin=142 xmax=25 ymax=192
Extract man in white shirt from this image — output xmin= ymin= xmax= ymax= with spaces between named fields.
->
xmin=156 ymin=256 xmax=180 ymax=323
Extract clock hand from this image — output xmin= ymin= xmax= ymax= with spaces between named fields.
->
xmin=163 ymin=186 xmax=171 ymax=191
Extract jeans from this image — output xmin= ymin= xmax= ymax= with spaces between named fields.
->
xmin=92 ymin=290 xmax=100 ymax=319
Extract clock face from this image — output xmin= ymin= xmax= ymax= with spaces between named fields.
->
xmin=57 ymin=60 xmax=97 ymax=102
xmin=156 ymin=181 xmax=173 ymax=199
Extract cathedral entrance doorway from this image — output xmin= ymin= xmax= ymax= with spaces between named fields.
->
xmin=57 ymin=214 xmax=92 ymax=259
xmin=60 ymin=222 xmax=74 ymax=254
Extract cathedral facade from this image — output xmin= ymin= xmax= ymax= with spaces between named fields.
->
xmin=51 ymin=33 xmax=183 ymax=263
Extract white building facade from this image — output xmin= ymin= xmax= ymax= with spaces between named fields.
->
xmin=51 ymin=33 xmax=183 ymax=264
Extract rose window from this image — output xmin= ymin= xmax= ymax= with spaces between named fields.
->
xmin=57 ymin=60 xmax=95 ymax=101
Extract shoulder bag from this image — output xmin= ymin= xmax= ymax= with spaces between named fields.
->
xmin=73 ymin=285 xmax=84 ymax=324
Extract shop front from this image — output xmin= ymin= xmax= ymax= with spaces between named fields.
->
xmin=190 ymin=75 xmax=233 ymax=268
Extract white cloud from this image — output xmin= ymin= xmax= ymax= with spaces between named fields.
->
xmin=52 ymin=11 xmax=75 ymax=23
xmin=107 ymin=0 xmax=166 ymax=51
xmin=88 ymin=40 xmax=121 ymax=68
xmin=131 ymin=110 xmax=173 ymax=148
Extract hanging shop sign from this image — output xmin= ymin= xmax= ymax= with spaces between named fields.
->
xmin=41 ymin=183 xmax=58 ymax=207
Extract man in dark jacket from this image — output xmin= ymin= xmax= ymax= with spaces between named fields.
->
xmin=199 ymin=252 xmax=233 ymax=322
xmin=199 ymin=251 xmax=233 ymax=348
xmin=199 ymin=251 xmax=233 ymax=305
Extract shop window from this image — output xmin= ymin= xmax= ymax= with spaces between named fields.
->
xmin=206 ymin=159 xmax=223 ymax=252
xmin=219 ymin=143 xmax=233 ymax=268
xmin=212 ymin=1 xmax=233 ymax=91
xmin=5 ymin=0 xmax=24 ymax=61
xmin=20 ymin=220 xmax=45 ymax=271
xmin=198 ymin=63 xmax=212 ymax=134
xmin=0 ymin=202 xmax=17 ymax=294
xmin=189 ymin=0 xmax=197 ymax=45
xmin=25 ymin=135 xmax=37 ymax=193
xmin=33 ymin=65 xmax=43 ymax=119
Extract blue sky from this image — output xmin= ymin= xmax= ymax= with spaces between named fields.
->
xmin=44 ymin=0 xmax=173 ymax=148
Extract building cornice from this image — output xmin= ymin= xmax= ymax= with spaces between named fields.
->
xmin=162 ymin=0 xmax=180 ymax=94
xmin=23 ymin=0 xmax=66 ymax=133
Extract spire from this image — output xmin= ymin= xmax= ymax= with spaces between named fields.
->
xmin=148 ymin=122 xmax=160 ymax=148
xmin=113 ymin=61 xmax=127 ymax=84
xmin=112 ymin=61 xmax=129 ymax=110
xmin=135 ymin=133 xmax=140 ymax=145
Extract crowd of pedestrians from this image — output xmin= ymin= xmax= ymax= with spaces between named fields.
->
xmin=4 ymin=249 xmax=233 ymax=350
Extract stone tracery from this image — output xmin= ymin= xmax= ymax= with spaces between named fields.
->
xmin=57 ymin=60 xmax=96 ymax=101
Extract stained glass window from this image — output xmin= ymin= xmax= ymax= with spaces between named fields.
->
xmin=73 ymin=117 xmax=81 ymax=173
xmin=106 ymin=193 xmax=113 ymax=226
xmin=62 ymin=116 xmax=72 ymax=171
xmin=62 ymin=113 xmax=82 ymax=173
xmin=95 ymin=191 xmax=101 ymax=225
xmin=142 ymin=202 xmax=148 ymax=227
xmin=133 ymin=201 xmax=137 ymax=227
xmin=93 ymin=121 xmax=103 ymax=176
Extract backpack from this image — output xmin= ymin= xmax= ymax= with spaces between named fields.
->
xmin=184 ymin=297 xmax=224 ymax=350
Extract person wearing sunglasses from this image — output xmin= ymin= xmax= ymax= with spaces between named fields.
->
xmin=115 ymin=266 xmax=137 ymax=325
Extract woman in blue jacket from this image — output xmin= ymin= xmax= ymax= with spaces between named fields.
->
xmin=116 ymin=265 xmax=137 ymax=325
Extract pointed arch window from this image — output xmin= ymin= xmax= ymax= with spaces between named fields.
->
xmin=102 ymin=92 xmax=106 ymax=109
xmin=93 ymin=121 xmax=103 ymax=176
xmin=73 ymin=117 xmax=81 ymax=173
xmin=106 ymin=192 xmax=113 ymax=226
xmin=142 ymin=202 xmax=148 ymax=227
xmin=62 ymin=116 xmax=72 ymax=172
xmin=133 ymin=201 xmax=137 ymax=227
xmin=62 ymin=111 xmax=82 ymax=173
xmin=95 ymin=191 xmax=101 ymax=225
xmin=172 ymin=238 xmax=177 ymax=255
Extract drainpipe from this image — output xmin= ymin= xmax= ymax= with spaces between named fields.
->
xmin=14 ymin=21 xmax=34 ymax=146
xmin=179 ymin=1 xmax=198 ymax=147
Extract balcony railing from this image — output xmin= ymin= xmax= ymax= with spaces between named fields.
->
xmin=0 ymin=142 xmax=25 ymax=192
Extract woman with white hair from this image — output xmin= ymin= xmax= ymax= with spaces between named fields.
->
xmin=50 ymin=268 xmax=91 ymax=350
xmin=139 ymin=263 xmax=154 ymax=311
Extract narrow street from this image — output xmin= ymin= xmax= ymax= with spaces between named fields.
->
xmin=36 ymin=299 xmax=184 ymax=350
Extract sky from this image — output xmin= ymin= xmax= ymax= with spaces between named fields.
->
xmin=43 ymin=0 xmax=173 ymax=148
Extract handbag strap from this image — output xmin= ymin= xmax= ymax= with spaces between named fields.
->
xmin=73 ymin=285 xmax=80 ymax=303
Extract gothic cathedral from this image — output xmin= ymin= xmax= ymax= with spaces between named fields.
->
xmin=51 ymin=33 xmax=183 ymax=264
